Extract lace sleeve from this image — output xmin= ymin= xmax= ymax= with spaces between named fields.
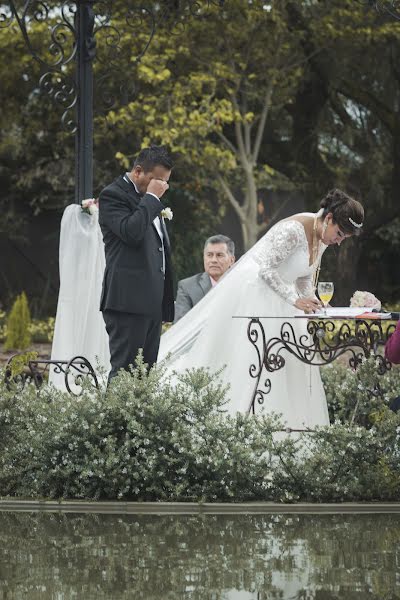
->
xmin=255 ymin=221 xmax=303 ymax=306
xmin=296 ymin=274 xmax=314 ymax=298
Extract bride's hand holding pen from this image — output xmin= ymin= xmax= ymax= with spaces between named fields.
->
xmin=294 ymin=297 xmax=322 ymax=314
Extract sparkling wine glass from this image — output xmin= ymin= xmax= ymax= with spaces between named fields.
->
xmin=317 ymin=281 xmax=334 ymax=316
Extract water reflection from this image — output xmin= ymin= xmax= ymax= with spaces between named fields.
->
xmin=0 ymin=512 xmax=399 ymax=599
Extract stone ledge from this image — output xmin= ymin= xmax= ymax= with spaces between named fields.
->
xmin=1 ymin=500 xmax=400 ymax=514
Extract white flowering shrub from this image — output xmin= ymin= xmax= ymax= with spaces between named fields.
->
xmin=0 ymin=355 xmax=399 ymax=502
xmin=0 ymin=357 xmax=279 ymax=501
xmin=321 ymin=356 xmax=400 ymax=427
xmin=272 ymin=417 xmax=400 ymax=502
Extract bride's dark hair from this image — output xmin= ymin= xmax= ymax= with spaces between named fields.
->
xmin=320 ymin=188 xmax=364 ymax=235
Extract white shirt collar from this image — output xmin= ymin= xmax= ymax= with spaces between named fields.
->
xmin=124 ymin=173 xmax=140 ymax=195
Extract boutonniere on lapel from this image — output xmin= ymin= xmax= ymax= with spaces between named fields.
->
xmin=160 ymin=207 xmax=173 ymax=221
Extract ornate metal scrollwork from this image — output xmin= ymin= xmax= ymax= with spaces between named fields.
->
xmin=64 ymin=355 xmax=99 ymax=395
xmin=266 ymin=319 xmax=367 ymax=368
xmin=29 ymin=357 xmax=99 ymax=395
xmin=247 ymin=318 xmax=272 ymax=415
xmin=355 ymin=319 xmax=396 ymax=352
xmin=3 ymin=353 xmax=99 ymax=396
xmin=1 ymin=2 xmax=79 ymax=131
xmin=245 ymin=316 xmax=397 ymax=416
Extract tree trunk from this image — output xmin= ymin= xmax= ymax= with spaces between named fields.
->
xmin=334 ymin=239 xmax=363 ymax=306
xmin=241 ymin=218 xmax=260 ymax=252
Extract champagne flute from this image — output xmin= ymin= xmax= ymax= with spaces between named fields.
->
xmin=318 ymin=281 xmax=334 ymax=316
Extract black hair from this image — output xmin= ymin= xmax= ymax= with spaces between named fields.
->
xmin=320 ymin=188 xmax=364 ymax=235
xmin=133 ymin=145 xmax=173 ymax=172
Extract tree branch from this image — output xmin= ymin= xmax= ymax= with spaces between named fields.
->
xmin=252 ymin=82 xmax=274 ymax=163
xmin=337 ymin=80 xmax=396 ymax=133
xmin=231 ymin=94 xmax=247 ymax=162
xmin=215 ymin=130 xmax=238 ymax=156
xmin=217 ymin=175 xmax=246 ymax=222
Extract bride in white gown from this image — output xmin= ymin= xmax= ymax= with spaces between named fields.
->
xmin=158 ymin=189 xmax=364 ymax=429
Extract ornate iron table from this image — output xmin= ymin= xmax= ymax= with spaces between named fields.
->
xmin=234 ymin=314 xmax=399 ymax=416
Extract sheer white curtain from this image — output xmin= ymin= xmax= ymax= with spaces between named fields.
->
xmin=49 ymin=204 xmax=110 ymax=389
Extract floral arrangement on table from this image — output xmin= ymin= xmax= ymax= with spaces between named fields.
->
xmin=350 ymin=290 xmax=381 ymax=310
xmin=161 ymin=207 xmax=173 ymax=220
xmin=81 ymin=198 xmax=99 ymax=215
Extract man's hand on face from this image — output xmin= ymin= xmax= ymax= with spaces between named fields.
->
xmin=147 ymin=178 xmax=169 ymax=199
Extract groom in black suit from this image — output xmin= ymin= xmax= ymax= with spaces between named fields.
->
xmin=99 ymin=145 xmax=175 ymax=381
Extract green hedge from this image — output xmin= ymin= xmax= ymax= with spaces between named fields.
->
xmin=0 ymin=355 xmax=399 ymax=502
xmin=321 ymin=354 xmax=400 ymax=426
xmin=0 ymin=313 xmax=55 ymax=345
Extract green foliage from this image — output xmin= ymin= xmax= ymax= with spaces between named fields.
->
xmin=321 ymin=356 xmax=400 ymax=426
xmin=274 ymin=418 xmax=400 ymax=503
xmin=6 ymin=351 xmax=38 ymax=378
xmin=0 ymin=356 xmax=399 ymax=502
xmin=1 ymin=315 xmax=55 ymax=345
xmin=28 ymin=316 xmax=55 ymax=344
xmin=108 ymin=0 xmax=301 ymax=248
xmin=2 ymin=0 xmax=400 ymax=298
xmin=376 ymin=217 xmax=400 ymax=248
xmin=4 ymin=292 xmax=32 ymax=351
xmin=0 ymin=310 xmax=6 ymax=342
xmin=0 ymin=22 xmax=75 ymax=241
xmin=167 ymin=189 xmax=219 ymax=281
xmin=0 ymin=357 xmax=278 ymax=501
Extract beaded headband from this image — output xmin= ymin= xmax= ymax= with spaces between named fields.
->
xmin=348 ymin=217 xmax=363 ymax=229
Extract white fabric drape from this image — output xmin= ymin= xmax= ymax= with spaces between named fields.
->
xmin=49 ymin=204 xmax=110 ymax=389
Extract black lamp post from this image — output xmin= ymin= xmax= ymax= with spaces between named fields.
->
xmin=75 ymin=1 xmax=96 ymax=203
xmin=0 ymin=0 xmax=225 ymax=203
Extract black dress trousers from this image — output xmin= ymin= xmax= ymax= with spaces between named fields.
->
xmin=103 ymin=309 xmax=162 ymax=381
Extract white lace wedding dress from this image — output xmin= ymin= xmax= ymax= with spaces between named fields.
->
xmin=158 ymin=217 xmax=330 ymax=429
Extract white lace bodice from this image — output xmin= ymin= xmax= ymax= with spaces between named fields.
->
xmin=254 ymin=219 xmax=326 ymax=306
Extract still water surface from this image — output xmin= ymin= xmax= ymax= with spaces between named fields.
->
xmin=0 ymin=512 xmax=399 ymax=599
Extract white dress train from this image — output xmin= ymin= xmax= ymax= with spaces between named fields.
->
xmin=49 ymin=204 xmax=110 ymax=390
xmin=158 ymin=217 xmax=330 ymax=429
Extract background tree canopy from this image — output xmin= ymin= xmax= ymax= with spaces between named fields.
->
xmin=0 ymin=0 xmax=399 ymax=315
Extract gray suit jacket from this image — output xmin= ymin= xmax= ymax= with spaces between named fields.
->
xmin=174 ymin=272 xmax=212 ymax=322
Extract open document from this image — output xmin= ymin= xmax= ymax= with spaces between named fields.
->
xmin=295 ymin=307 xmax=393 ymax=319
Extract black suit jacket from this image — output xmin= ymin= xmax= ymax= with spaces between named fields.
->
xmin=99 ymin=175 xmax=175 ymax=322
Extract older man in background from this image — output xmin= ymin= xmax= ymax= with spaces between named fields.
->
xmin=174 ymin=234 xmax=235 ymax=323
